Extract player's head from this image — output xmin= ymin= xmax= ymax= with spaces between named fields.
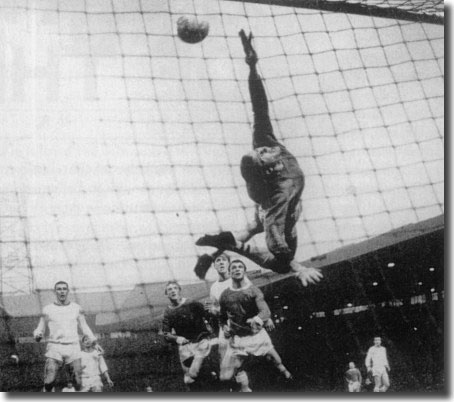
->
xmin=240 ymin=152 xmax=263 ymax=183
xmin=373 ymin=336 xmax=382 ymax=346
xmin=67 ymin=382 xmax=73 ymax=388
xmin=164 ymin=281 xmax=182 ymax=301
xmin=54 ymin=281 xmax=69 ymax=303
xmin=81 ymin=335 xmax=95 ymax=350
xmin=229 ymin=259 xmax=247 ymax=281
xmin=213 ymin=250 xmax=230 ymax=276
xmin=349 ymin=362 xmax=355 ymax=369
xmin=255 ymin=146 xmax=281 ymax=166
xmin=241 ymin=147 xmax=282 ymax=182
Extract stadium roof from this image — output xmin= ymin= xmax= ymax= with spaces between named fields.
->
xmin=1 ymin=214 xmax=442 ymax=337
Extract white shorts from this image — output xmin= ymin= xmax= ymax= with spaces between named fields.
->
xmin=348 ymin=381 xmax=361 ymax=392
xmin=45 ymin=342 xmax=81 ymax=364
xmin=80 ymin=376 xmax=103 ymax=392
xmin=228 ymin=328 xmax=273 ymax=357
xmin=178 ymin=338 xmax=212 ymax=365
xmin=372 ymin=366 xmax=387 ymax=377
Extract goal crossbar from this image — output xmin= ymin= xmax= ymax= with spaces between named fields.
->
xmin=229 ymin=0 xmax=444 ymax=24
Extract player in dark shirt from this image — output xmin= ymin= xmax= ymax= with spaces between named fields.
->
xmin=219 ymin=260 xmax=292 ymax=391
xmin=161 ymin=281 xmax=212 ymax=387
xmin=196 ymin=30 xmax=322 ymax=287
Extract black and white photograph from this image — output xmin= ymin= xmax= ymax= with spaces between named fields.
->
xmin=0 ymin=0 xmax=444 ymax=393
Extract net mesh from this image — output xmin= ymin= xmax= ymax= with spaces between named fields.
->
xmin=0 ymin=0 xmax=443 ymax=319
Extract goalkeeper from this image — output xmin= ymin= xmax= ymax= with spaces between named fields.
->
xmin=218 ymin=259 xmax=292 ymax=392
xmin=196 ymin=30 xmax=322 ymax=286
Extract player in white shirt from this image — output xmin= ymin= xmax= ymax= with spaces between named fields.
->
xmin=365 ymin=336 xmax=390 ymax=392
xmin=33 ymin=281 xmax=97 ymax=392
xmin=80 ymin=335 xmax=113 ymax=392
xmin=61 ymin=382 xmax=76 ymax=392
xmin=205 ymin=251 xmax=272 ymax=331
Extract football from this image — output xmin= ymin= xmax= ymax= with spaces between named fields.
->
xmin=177 ymin=16 xmax=209 ymax=44
xmin=10 ymin=354 xmax=19 ymax=364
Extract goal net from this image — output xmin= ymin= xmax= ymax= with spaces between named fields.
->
xmin=0 ymin=0 xmax=443 ymax=321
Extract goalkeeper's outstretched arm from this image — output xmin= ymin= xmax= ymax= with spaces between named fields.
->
xmin=239 ymin=29 xmax=279 ymax=149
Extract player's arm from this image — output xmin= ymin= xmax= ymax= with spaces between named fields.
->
xmin=365 ymin=348 xmax=372 ymax=372
xmin=207 ymin=298 xmax=221 ymax=316
xmin=358 ymin=370 xmax=362 ymax=383
xmin=206 ymin=288 xmax=221 ymax=316
xmin=384 ymin=348 xmax=390 ymax=371
xmin=239 ymin=30 xmax=279 ymax=149
xmin=99 ymin=356 xmax=114 ymax=387
xmin=33 ymin=315 xmax=46 ymax=342
xmin=195 ymin=299 xmax=210 ymax=320
xmin=254 ymin=287 xmax=271 ymax=322
xmin=161 ymin=311 xmax=188 ymax=345
xmin=247 ymin=287 xmax=271 ymax=331
xmin=77 ymin=308 xmax=96 ymax=342
xmin=161 ymin=311 xmax=178 ymax=343
xmin=218 ymin=295 xmax=232 ymax=337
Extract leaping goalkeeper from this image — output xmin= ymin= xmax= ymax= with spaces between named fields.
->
xmin=196 ymin=30 xmax=322 ymax=287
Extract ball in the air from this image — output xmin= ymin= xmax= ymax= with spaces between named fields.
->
xmin=10 ymin=354 xmax=19 ymax=364
xmin=177 ymin=16 xmax=209 ymax=44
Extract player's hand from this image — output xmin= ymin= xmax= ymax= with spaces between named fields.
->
xmin=223 ymin=325 xmax=232 ymax=339
xmin=386 ymin=366 xmax=390 ymax=372
xmin=204 ymin=299 xmax=220 ymax=315
xmin=107 ymin=379 xmax=114 ymax=388
xmin=239 ymin=29 xmax=257 ymax=65
xmin=264 ymin=319 xmax=275 ymax=332
xmin=247 ymin=316 xmax=263 ymax=334
xmin=33 ymin=331 xmax=43 ymax=342
xmin=176 ymin=336 xmax=189 ymax=345
xmin=94 ymin=343 xmax=105 ymax=355
xmin=292 ymin=263 xmax=323 ymax=287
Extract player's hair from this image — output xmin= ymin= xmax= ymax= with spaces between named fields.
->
xmin=213 ymin=249 xmax=230 ymax=262
xmin=81 ymin=335 xmax=96 ymax=347
xmin=229 ymin=259 xmax=247 ymax=271
xmin=54 ymin=281 xmax=69 ymax=290
xmin=164 ymin=280 xmax=181 ymax=295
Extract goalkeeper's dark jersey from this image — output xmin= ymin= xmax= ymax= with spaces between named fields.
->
xmin=162 ymin=299 xmax=210 ymax=344
xmin=244 ymin=71 xmax=305 ymax=210
xmin=219 ymin=284 xmax=270 ymax=337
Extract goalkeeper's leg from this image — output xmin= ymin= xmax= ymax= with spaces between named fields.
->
xmin=236 ymin=204 xmax=264 ymax=243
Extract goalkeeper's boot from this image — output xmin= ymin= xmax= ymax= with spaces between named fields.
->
xmin=193 ymin=254 xmax=214 ymax=279
xmin=196 ymin=231 xmax=236 ymax=250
